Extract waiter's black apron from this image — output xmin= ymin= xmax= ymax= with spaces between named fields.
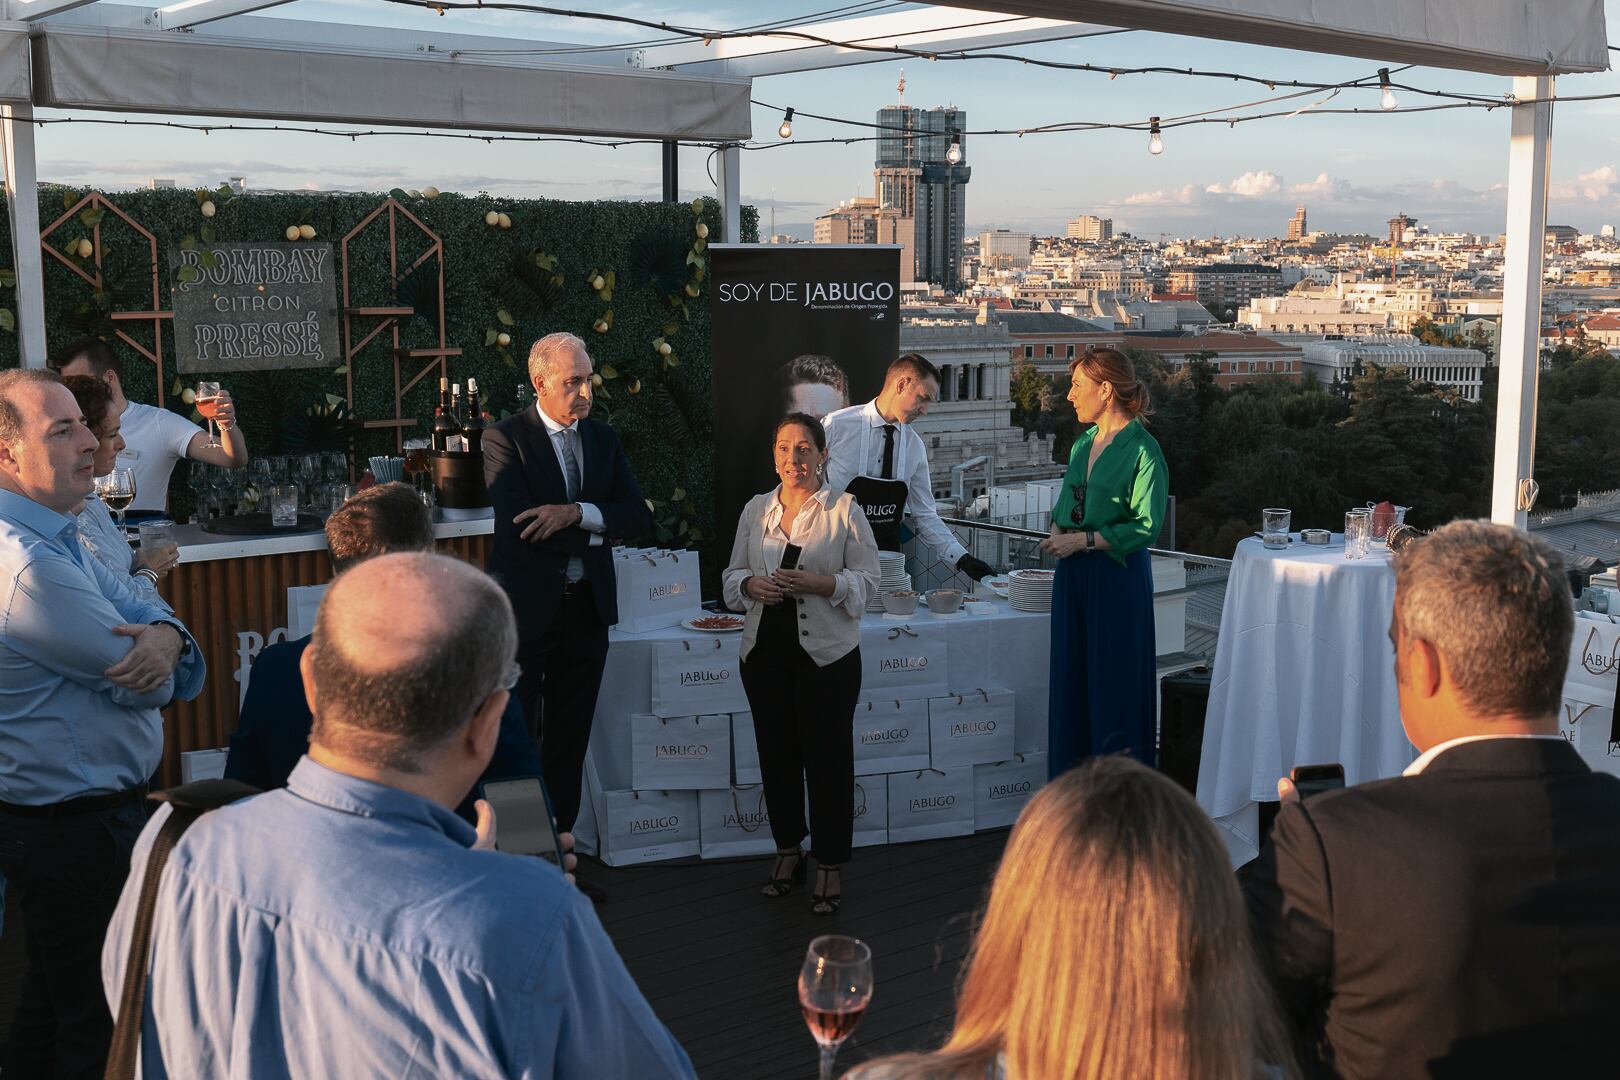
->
xmin=843 ymin=420 xmax=909 ymax=552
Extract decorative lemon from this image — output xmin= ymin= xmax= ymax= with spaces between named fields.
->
xmin=497 ymin=213 xmax=512 ymax=230
xmin=496 ymin=332 xmax=511 ymax=347
xmin=285 ymin=226 xmax=301 ymax=241
xmin=200 ymin=201 xmax=216 ymax=218
xmin=298 ymin=225 xmax=316 ymax=240
xmin=422 ymin=186 xmax=440 ymax=198
xmin=593 ymin=319 xmax=608 ymax=333
xmin=485 ymin=211 xmax=500 ymax=226
xmin=695 ymin=222 xmax=709 ymax=239
xmin=77 ymin=238 xmax=93 ymax=258
xmin=591 ymin=275 xmax=605 ymax=291
xmin=658 ymin=342 xmax=672 ymax=356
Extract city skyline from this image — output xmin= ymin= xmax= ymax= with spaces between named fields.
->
xmin=19 ymin=0 xmax=1620 ymax=240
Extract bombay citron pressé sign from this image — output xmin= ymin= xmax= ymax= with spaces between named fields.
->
xmin=170 ymin=243 xmax=341 ymax=373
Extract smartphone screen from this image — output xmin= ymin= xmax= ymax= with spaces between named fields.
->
xmin=780 ymin=543 xmax=803 ymax=571
xmin=478 ymin=778 xmax=562 ymax=864
xmin=1289 ymin=763 xmax=1346 ymax=799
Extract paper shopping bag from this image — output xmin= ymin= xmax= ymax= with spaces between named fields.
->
xmin=887 ymin=767 xmax=974 ymax=843
xmin=699 ymin=785 xmax=775 ymax=858
xmin=630 ymin=712 xmax=731 ymax=790
xmin=972 ymin=752 xmax=1047 ymax=830
xmin=928 ymin=687 xmax=1016 ymax=768
xmin=652 ymin=636 xmax=748 ymax=717
xmin=586 ymin=769 xmax=700 ymax=866
xmin=852 ymin=698 xmax=932 ymax=775
xmin=732 ymin=712 xmax=761 ymax=786
xmin=858 ymin=623 xmax=949 ymax=703
xmin=614 ymin=550 xmax=702 ymax=633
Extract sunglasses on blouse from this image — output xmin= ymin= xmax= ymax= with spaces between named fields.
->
xmin=1069 ymin=483 xmax=1086 ymax=524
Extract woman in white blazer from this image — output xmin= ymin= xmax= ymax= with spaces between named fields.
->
xmin=723 ymin=412 xmax=879 ymax=915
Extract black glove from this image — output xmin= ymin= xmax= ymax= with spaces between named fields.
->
xmin=956 ymin=554 xmax=995 ymax=581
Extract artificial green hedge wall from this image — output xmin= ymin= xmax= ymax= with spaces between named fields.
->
xmin=0 ymin=186 xmax=759 ymax=558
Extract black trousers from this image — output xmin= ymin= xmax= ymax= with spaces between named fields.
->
xmin=0 ymin=799 xmax=147 ymax=1080
xmin=516 ymin=581 xmax=608 ymax=832
xmin=738 ymin=602 xmax=862 ymax=865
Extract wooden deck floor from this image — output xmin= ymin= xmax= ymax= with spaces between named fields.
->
xmin=593 ymin=829 xmax=1009 ymax=1079
xmin=0 ymin=831 xmax=1009 ymax=1078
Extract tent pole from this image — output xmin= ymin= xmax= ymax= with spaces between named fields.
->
xmin=2 ymin=103 xmax=47 ymax=368
xmin=1492 ymin=75 xmax=1553 ymax=528
xmin=717 ymin=144 xmax=741 ymax=243
xmin=661 ymin=141 xmax=678 ymax=202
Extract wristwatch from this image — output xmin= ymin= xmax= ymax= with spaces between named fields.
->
xmin=150 ymin=620 xmax=192 ymax=657
xmin=1085 ymin=531 xmax=1096 ymax=551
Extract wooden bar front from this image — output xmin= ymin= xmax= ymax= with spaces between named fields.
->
xmin=154 ymin=523 xmax=492 ymax=787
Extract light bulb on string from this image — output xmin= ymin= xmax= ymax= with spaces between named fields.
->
xmin=946 ymin=131 xmax=963 ymax=165
xmin=1147 ymin=117 xmax=1163 ymax=156
xmin=1378 ymin=69 xmax=1397 ymax=111
xmin=778 ymin=108 xmax=794 ymax=139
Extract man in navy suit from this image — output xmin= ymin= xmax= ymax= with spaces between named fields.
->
xmin=483 ymin=332 xmax=651 ymax=871
xmin=225 ymin=483 xmax=540 ymax=828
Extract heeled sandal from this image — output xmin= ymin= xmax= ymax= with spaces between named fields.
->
xmin=762 ymin=848 xmax=807 ymax=898
xmin=810 ymin=865 xmax=842 ymax=916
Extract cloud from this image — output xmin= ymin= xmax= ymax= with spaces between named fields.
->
xmin=1553 ymin=165 xmax=1618 ymax=201
xmin=1205 ymin=170 xmax=1281 ymax=197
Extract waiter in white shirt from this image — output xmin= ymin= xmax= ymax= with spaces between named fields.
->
xmin=51 ymin=337 xmax=249 ymax=514
xmin=822 ymin=353 xmax=995 ymax=580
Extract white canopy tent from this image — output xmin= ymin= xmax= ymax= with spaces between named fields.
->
xmin=0 ymin=0 xmax=1611 ymax=527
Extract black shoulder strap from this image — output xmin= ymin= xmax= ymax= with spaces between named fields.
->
xmin=104 ymin=779 xmax=260 ymax=1080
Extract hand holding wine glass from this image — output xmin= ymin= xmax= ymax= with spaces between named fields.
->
xmin=96 ymin=467 xmax=137 ymax=534
xmin=799 ymin=934 xmax=873 ymax=1080
xmin=195 ymin=382 xmax=223 ymax=448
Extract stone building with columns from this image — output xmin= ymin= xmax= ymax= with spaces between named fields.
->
xmin=898 ymin=308 xmax=1064 ymax=504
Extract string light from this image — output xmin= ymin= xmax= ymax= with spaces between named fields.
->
xmin=945 ymin=131 xmax=962 ymax=165
xmin=777 ymin=107 xmax=794 ymax=140
xmin=1379 ymin=68 xmax=1398 ymax=111
xmin=1147 ymin=116 xmax=1163 ymax=155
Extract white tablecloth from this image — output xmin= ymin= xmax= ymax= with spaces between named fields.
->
xmin=589 ymin=599 xmax=1052 ymax=789
xmin=573 ymin=598 xmax=1052 ymax=854
xmin=1196 ymin=536 xmax=1415 ymax=865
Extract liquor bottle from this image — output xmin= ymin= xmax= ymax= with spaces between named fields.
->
xmin=448 ymin=383 xmax=468 ymax=452
xmin=431 ymin=377 xmax=460 ymax=453
xmin=463 ymin=377 xmax=486 ymax=455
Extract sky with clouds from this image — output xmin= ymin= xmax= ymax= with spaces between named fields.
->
xmin=28 ymin=0 xmax=1620 ymax=240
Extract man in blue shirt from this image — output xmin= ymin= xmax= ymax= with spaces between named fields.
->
xmin=103 ymin=552 xmax=694 ymax=1078
xmin=224 ymin=481 xmax=541 ymax=828
xmin=0 ymin=368 xmax=205 ymax=1080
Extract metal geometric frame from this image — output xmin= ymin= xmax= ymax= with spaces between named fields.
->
xmin=339 ymin=197 xmax=458 ymax=452
xmin=38 ymin=191 xmax=173 ymax=404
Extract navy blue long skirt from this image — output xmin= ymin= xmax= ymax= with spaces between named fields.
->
xmin=1047 ymin=547 xmax=1158 ymax=777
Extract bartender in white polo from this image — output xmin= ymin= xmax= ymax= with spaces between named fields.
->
xmin=51 ymin=337 xmax=249 ymax=515
xmin=822 ymin=352 xmax=995 ymax=581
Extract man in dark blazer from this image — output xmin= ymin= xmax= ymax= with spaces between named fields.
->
xmin=1244 ymin=521 xmax=1620 ymax=1080
xmin=225 ymin=483 xmax=540 ymax=828
xmin=483 ymin=332 xmax=651 ymax=866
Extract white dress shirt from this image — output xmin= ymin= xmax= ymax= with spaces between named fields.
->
xmin=821 ymin=400 xmax=966 ymax=565
xmin=1403 ymin=732 xmax=1570 ymax=776
xmin=759 ymin=483 xmax=849 ymax=607
xmin=534 ymin=406 xmax=607 ymax=582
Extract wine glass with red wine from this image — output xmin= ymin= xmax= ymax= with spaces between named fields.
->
xmin=799 ymin=934 xmax=873 ymax=1080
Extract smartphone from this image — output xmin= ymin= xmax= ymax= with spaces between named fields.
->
xmin=1289 ymin=763 xmax=1346 ymax=799
xmin=476 ymin=777 xmax=563 ymax=864
xmin=779 ymin=543 xmax=803 ymax=571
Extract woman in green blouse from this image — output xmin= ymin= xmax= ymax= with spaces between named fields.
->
xmin=1038 ymin=347 xmax=1168 ymax=776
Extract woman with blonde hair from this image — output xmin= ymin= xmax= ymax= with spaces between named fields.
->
xmin=848 ymin=757 xmax=1293 ymax=1080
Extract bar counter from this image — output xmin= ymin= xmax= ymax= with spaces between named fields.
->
xmin=155 ymin=514 xmax=494 ymax=786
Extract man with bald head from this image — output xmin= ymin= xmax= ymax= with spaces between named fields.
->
xmin=484 ymin=331 xmax=652 ymax=900
xmin=0 ymin=368 xmax=204 ymax=1079
xmin=102 ymin=553 xmax=695 ymax=1079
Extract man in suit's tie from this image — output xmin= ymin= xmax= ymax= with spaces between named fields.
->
xmin=483 ymin=333 xmax=652 ymax=900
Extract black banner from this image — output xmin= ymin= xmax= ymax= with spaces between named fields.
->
xmin=707 ymin=244 xmax=901 ymax=546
